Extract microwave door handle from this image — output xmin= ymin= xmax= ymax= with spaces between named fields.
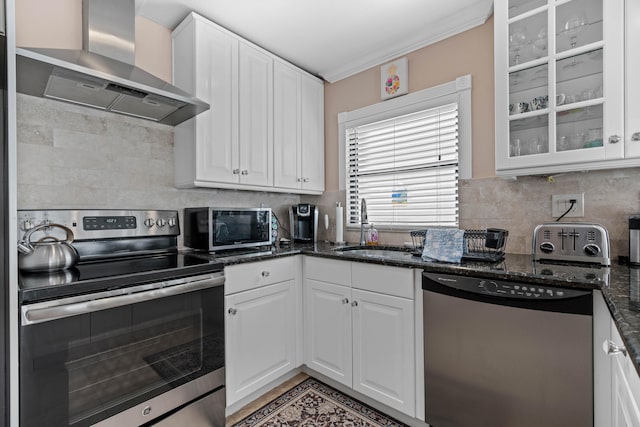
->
xmin=22 ymin=273 xmax=225 ymax=326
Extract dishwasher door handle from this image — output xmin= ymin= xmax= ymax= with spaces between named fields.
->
xmin=22 ymin=272 xmax=224 ymax=325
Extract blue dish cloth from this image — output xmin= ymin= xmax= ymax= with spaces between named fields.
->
xmin=421 ymin=228 xmax=465 ymax=263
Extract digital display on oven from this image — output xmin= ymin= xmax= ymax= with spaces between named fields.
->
xmin=83 ymin=216 xmax=137 ymax=230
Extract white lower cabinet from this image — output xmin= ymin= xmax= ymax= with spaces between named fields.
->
xmin=225 ymin=257 xmax=300 ymax=406
xmin=594 ymin=290 xmax=640 ymax=427
xmin=304 ymin=279 xmax=352 ymax=384
xmin=303 ymin=256 xmax=416 ymax=416
xmin=610 ymin=322 xmax=640 ymax=426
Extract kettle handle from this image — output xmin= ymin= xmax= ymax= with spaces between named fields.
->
xmin=21 ymin=223 xmax=76 ymax=245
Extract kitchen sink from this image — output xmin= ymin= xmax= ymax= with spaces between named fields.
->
xmin=334 ymin=246 xmax=416 ymax=260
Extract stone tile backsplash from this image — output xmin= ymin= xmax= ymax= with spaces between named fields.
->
xmin=17 ymin=94 xmax=640 ymax=258
xmin=306 ymin=170 xmax=640 ymax=259
xmin=16 ymin=94 xmax=299 ymax=248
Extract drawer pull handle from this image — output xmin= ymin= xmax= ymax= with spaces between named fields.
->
xmin=351 ymin=300 xmax=358 ymax=307
xmin=608 ymin=135 xmax=621 ymax=144
xmin=603 ymin=339 xmax=627 ymax=357
xmin=341 ymin=298 xmax=349 ymax=304
xmin=228 ymin=308 xmax=238 ymax=315
xmin=632 ymin=132 xmax=640 ymax=142
xmin=261 ymin=271 xmax=270 ymax=277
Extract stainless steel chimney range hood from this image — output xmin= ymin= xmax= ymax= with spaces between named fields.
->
xmin=16 ymin=0 xmax=209 ymax=126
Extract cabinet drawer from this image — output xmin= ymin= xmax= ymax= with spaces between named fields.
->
xmin=225 ymin=256 xmax=297 ymax=295
xmin=304 ymin=256 xmax=351 ymax=286
xmin=352 ymin=263 xmax=413 ymax=299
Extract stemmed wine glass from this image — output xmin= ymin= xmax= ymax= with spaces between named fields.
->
xmin=509 ymin=26 xmax=527 ymax=65
xmin=564 ymin=14 xmax=586 ymax=48
xmin=562 ymin=14 xmax=586 ymax=69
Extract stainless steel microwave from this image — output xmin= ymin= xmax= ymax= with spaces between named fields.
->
xmin=183 ymin=207 xmax=272 ymax=251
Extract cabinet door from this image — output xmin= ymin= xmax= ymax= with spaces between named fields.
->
xmin=238 ymin=43 xmax=273 ymax=187
xmin=225 ymin=280 xmax=296 ymax=406
xmin=495 ymin=0 xmax=625 ymax=176
xmin=173 ymin=17 xmax=239 ymax=185
xmin=625 ymin=0 xmax=640 ymax=158
xmin=611 ymin=323 xmax=640 ymax=426
xmin=300 ymin=75 xmax=325 ymax=192
xmin=303 ymin=279 xmax=352 ymax=386
xmin=273 ymin=61 xmax=302 ymax=190
xmin=352 ymin=289 xmax=415 ymax=416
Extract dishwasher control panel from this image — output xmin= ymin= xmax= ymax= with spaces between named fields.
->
xmin=477 ymin=279 xmax=582 ymax=299
xmin=423 ymin=271 xmax=591 ymax=301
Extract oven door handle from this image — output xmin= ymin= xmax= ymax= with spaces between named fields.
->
xmin=21 ymin=272 xmax=225 ymax=325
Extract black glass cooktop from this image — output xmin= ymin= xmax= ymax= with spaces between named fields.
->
xmin=19 ymin=252 xmax=223 ymax=304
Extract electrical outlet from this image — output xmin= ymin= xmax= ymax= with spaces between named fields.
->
xmin=551 ymin=193 xmax=585 ymax=218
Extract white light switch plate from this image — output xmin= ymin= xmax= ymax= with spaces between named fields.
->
xmin=551 ymin=193 xmax=584 ymax=218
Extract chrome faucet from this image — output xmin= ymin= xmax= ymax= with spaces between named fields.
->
xmin=359 ymin=198 xmax=368 ymax=245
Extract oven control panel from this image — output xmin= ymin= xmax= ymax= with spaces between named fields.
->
xmin=17 ymin=209 xmax=180 ymax=241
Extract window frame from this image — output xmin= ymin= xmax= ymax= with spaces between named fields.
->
xmin=338 ymin=75 xmax=472 ymax=230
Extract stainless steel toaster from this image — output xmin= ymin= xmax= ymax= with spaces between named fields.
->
xmin=532 ymin=222 xmax=610 ymax=266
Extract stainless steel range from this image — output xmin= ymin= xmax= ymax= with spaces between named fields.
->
xmin=18 ymin=209 xmax=225 ymax=427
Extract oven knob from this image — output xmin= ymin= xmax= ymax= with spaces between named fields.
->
xmin=539 ymin=242 xmax=555 ymax=254
xmin=143 ymin=218 xmax=155 ymax=228
xmin=156 ymin=218 xmax=167 ymax=228
xmin=584 ymin=244 xmax=601 ymax=257
xmin=168 ymin=218 xmax=177 ymax=227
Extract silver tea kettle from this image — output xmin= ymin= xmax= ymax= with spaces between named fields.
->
xmin=18 ymin=223 xmax=79 ymax=272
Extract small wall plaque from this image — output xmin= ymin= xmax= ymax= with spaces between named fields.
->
xmin=381 ymin=57 xmax=408 ymax=100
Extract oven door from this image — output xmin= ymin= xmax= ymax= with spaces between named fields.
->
xmin=20 ymin=272 xmax=225 ymax=427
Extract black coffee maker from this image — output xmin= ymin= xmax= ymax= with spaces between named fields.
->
xmin=289 ymin=204 xmax=318 ymax=243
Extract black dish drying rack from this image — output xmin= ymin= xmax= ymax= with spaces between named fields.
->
xmin=410 ymin=228 xmax=509 ymax=262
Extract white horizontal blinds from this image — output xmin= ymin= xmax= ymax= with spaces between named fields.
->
xmin=347 ymin=102 xmax=459 ymax=228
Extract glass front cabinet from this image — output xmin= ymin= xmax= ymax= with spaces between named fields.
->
xmin=494 ymin=0 xmax=639 ymax=176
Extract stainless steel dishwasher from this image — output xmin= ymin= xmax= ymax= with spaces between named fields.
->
xmin=422 ymin=271 xmax=593 ymax=427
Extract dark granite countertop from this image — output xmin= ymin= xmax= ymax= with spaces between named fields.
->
xmin=193 ymin=241 xmax=640 ymax=378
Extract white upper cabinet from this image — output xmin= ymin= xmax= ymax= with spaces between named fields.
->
xmin=172 ymin=12 xmax=324 ymax=194
xmin=273 ymin=60 xmax=325 ymax=194
xmin=238 ymin=43 xmax=273 ymax=187
xmin=625 ymin=0 xmax=640 ymax=158
xmin=494 ymin=0 xmax=635 ymax=176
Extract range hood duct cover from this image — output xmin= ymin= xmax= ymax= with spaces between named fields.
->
xmin=16 ymin=0 xmax=209 ymax=126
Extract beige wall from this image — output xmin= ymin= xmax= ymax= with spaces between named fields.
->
xmin=323 ymin=16 xmax=496 ymax=189
xmin=15 ymin=0 xmax=172 ymax=82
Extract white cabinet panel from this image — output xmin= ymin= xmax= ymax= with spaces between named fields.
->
xmin=494 ymin=0 xmax=632 ymax=176
xmin=304 ymin=278 xmax=353 ymax=386
xmin=304 ymin=256 xmax=351 ymax=286
xmin=172 ymin=13 xmax=323 ymax=194
xmin=238 ymin=43 xmax=273 ymax=187
xmin=273 ymin=61 xmax=325 ymax=193
xmin=226 ymin=281 xmax=296 ymax=406
xmin=611 ymin=323 xmax=640 ymax=427
xmin=352 ymin=289 xmax=415 ymax=415
xmin=225 ymin=256 xmax=296 ymax=295
xmin=625 ymin=0 xmax=640 ymax=158
xmin=302 ymin=256 xmax=416 ymax=417
xmin=273 ymin=61 xmax=301 ymax=189
xmin=300 ymin=74 xmax=325 ymax=192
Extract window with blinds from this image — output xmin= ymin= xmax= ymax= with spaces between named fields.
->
xmin=346 ymin=102 xmax=459 ymax=228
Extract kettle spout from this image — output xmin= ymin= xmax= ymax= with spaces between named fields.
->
xmin=17 ymin=241 xmax=33 ymax=255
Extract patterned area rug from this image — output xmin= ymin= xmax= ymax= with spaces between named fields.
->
xmin=231 ymin=377 xmax=408 ymax=427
